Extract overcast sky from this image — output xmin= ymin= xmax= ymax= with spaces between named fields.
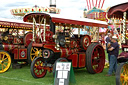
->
xmin=0 ymin=0 xmax=127 ymax=19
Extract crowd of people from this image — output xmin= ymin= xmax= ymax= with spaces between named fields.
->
xmin=105 ymin=33 xmax=119 ymax=76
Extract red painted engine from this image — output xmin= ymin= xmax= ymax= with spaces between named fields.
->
xmin=41 ymin=31 xmax=54 ymax=42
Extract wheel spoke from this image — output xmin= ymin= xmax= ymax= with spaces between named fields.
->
xmin=122 ymin=68 xmax=126 ymax=74
xmin=37 ymin=70 xmax=39 ymax=74
xmin=39 ymin=70 xmax=42 ymax=75
xmin=32 ymin=56 xmax=36 ymax=60
xmin=35 ymin=63 xmax=38 ymax=67
xmin=39 ymin=49 xmax=42 ymax=52
xmin=34 ymin=67 xmax=38 ymax=73
xmin=42 ymin=69 xmax=44 ymax=72
xmin=2 ymin=54 xmax=5 ymax=60
xmin=123 ymin=66 xmax=127 ymax=74
xmin=4 ymin=61 xmax=9 ymax=63
xmin=39 ymin=61 xmax=42 ymax=66
xmin=34 ymin=66 xmax=37 ymax=70
xmin=120 ymin=78 xmax=124 ymax=84
xmin=2 ymin=57 xmax=8 ymax=61
xmin=0 ymin=54 xmax=1 ymax=60
xmin=31 ymin=53 xmax=35 ymax=55
xmin=95 ymin=48 xmax=98 ymax=55
xmin=93 ymin=50 xmax=98 ymax=58
xmin=35 ymin=48 xmax=39 ymax=51
xmin=36 ymin=62 xmax=39 ymax=65
xmin=93 ymin=65 xmax=98 ymax=70
xmin=92 ymin=59 xmax=98 ymax=65
xmin=3 ymin=64 xmax=7 ymax=68
xmin=32 ymin=48 xmax=36 ymax=52
xmin=122 ymin=81 xmax=126 ymax=85
xmin=35 ymin=69 xmax=39 ymax=74
xmin=120 ymin=76 xmax=124 ymax=82
xmin=2 ymin=64 xmax=3 ymax=71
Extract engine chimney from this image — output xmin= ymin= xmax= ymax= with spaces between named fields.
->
xmin=50 ymin=0 xmax=56 ymax=7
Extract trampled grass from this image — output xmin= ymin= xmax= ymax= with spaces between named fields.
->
xmin=0 ymin=50 xmax=119 ymax=85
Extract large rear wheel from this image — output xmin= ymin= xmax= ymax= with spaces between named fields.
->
xmin=116 ymin=63 xmax=128 ymax=85
xmin=31 ymin=57 xmax=47 ymax=78
xmin=0 ymin=50 xmax=11 ymax=73
xmin=86 ymin=43 xmax=105 ymax=73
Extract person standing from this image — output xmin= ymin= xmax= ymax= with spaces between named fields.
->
xmin=106 ymin=36 xmax=119 ymax=76
xmin=105 ymin=33 xmax=112 ymax=63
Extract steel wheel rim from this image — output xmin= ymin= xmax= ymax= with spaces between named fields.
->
xmin=91 ymin=45 xmax=105 ymax=73
xmin=33 ymin=58 xmax=47 ymax=78
xmin=30 ymin=47 xmax=42 ymax=61
xmin=0 ymin=52 xmax=11 ymax=73
xmin=120 ymin=64 xmax=128 ymax=84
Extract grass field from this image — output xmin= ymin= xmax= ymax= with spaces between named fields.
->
xmin=0 ymin=66 xmax=116 ymax=85
xmin=0 ymin=50 xmax=120 ymax=85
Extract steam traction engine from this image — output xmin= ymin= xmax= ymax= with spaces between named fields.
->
xmin=23 ymin=12 xmax=107 ymax=78
xmin=0 ymin=30 xmax=32 ymax=73
xmin=0 ymin=19 xmax=46 ymax=73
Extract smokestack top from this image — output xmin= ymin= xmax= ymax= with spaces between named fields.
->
xmin=50 ymin=0 xmax=56 ymax=7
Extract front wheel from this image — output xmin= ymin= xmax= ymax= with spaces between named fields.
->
xmin=0 ymin=50 xmax=11 ymax=73
xmin=116 ymin=63 xmax=128 ymax=85
xmin=30 ymin=57 xmax=47 ymax=78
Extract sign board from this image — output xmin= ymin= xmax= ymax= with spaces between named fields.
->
xmin=87 ymin=12 xmax=107 ymax=21
xmin=54 ymin=62 xmax=75 ymax=85
xmin=86 ymin=7 xmax=107 ymax=21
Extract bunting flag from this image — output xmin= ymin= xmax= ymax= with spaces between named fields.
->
xmin=86 ymin=0 xmax=90 ymax=10
xmin=89 ymin=0 xmax=91 ymax=9
xmin=101 ymin=0 xmax=105 ymax=8
xmin=92 ymin=0 xmax=94 ymax=7
xmin=86 ymin=0 xmax=105 ymax=9
xmin=95 ymin=0 xmax=98 ymax=8
xmin=98 ymin=0 xmax=101 ymax=8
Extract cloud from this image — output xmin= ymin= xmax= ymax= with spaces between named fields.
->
xmin=0 ymin=0 xmax=128 ymax=19
xmin=0 ymin=7 xmax=7 ymax=12
xmin=5 ymin=2 xmax=32 ymax=7
xmin=103 ymin=0 xmax=128 ymax=9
